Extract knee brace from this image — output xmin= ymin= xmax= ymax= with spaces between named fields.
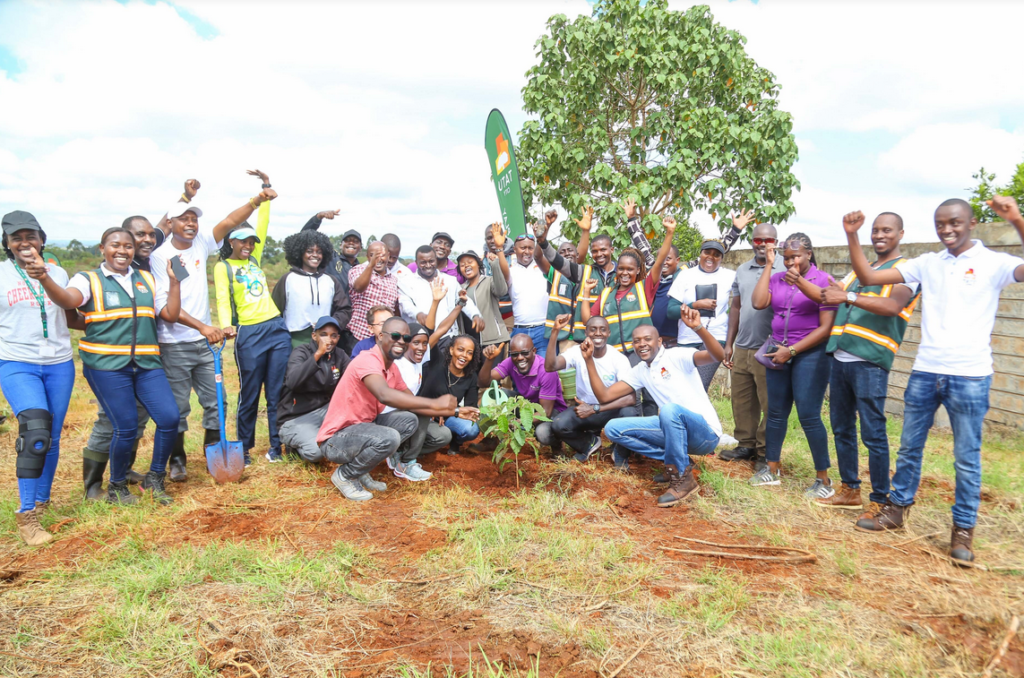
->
xmin=15 ymin=409 xmax=52 ymax=479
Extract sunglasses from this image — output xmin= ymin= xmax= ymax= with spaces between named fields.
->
xmin=509 ymin=350 xmax=533 ymax=359
xmin=514 ymin=234 xmax=536 ymax=242
xmin=388 ymin=332 xmax=414 ymax=343
xmin=752 ymin=237 xmax=777 ymax=246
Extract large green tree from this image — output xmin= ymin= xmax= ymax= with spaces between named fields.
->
xmin=968 ymin=164 xmax=1024 ymax=222
xmin=518 ymin=0 xmax=800 ymax=255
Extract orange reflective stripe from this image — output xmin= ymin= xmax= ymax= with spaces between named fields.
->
xmin=85 ymin=271 xmax=104 ymax=312
xmin=82 ymin=307 xmax=156 ymax=323
xmin=79 ymin=341 xmax=160 ymax=355
xmin=139 ymin=270 xmax=155 ymax=294
xmin=841 ymin=324 xmax=900 ymax=354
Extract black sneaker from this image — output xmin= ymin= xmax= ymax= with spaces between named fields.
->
xmin=573 ymin=435 xmax=602 ymax=463
xmin=107 ymin=480 xmax=138 ymax=506
xmin=447 ymin=442 xmax=461 ymax=456
xmin=611 ymin=445 xmax=630 ymax=471
xmin=719 ymin=446 xmax=755 ymax=462
xmin=141 ymin=471 xmax=173 ymax=506
xmin=244 ymin=451 xmax=253 ymax=466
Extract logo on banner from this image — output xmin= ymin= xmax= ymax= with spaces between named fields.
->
xmin=494 ymin=133 xmax=510 ymax=175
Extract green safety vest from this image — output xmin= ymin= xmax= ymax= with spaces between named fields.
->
xmin=826 ymin=257 xmax=920 ymax=371
xmin=544 ymin=270 xmax=577 ymax=341
xmin=598 ymin=282 xmax=653 ymax=353
xmin=78 ymin=268 xmax=162 ymax=371
xmin=573 ymin=264 xmax=614 ymax=342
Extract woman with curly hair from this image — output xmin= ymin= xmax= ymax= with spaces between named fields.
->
xmin=272 ymin=228 xmax=353 ymax=349
xmin=580 ymin=199 xmax=677 ymax=358
xmin=420 ymin=334 xmax=483 ymax=454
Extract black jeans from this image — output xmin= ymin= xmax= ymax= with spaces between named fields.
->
xmin=547 ymin=406 xmax=625 ymax=453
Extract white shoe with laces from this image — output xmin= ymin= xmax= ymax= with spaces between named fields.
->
xmin=748 ymin=467 xmax=781 ymax=487
xmin=358 ymin=473 xmax=387 ymax=492
xmin=332 ymin=468 xmax=372 ymax=501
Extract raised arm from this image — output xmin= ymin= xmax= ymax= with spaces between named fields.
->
xmin=478 ymin=342 xmax=507 ymax=387
xmin=650 ymin=215 xmax=677 ymax=282
xmin=244 ymin=170 xmax=272 ymax=263
xmin=988 ymin=196 xmax=1024 ymax=282
xmin=579 ymin=339 xmax=636 ymax=405
xmin=534 ymin=219 xmax=582 ymax=282
xmin=575 ymin=207 xmax=593 ymax=261
xmin=351 ymin=248 xmax=386 ymax=293
xmin=422 ymin=277 xmax=447 ymax=330
xmin=27 ymin=253 xmax=84 ymax=310
xmin=844 ymin=211 xmax=905 ymax=287
xmin=543 ymin=314 xmax=572 ymax=372
xmin=490 ymin=223 xmax=511 ymax=286
xmin=680 ymin=306 xmax=726 ymax=366
xmin=301 ymin=209 xmax=340 ymax=232
xmin=580 ymin=277 xmax=598 ymax=323
xmin=211 ymin=172 xmax=277 ymax=243
xmin=750 ymin=243 xmax=776 ymax=310
xmin=155 ymin=179 xmax=200 ymax=236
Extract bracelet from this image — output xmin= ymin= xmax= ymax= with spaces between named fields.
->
xmin=249 ymin=197 xmax=259 ymax=209
xmin=181 ymin=193 xmax=190 ymax=203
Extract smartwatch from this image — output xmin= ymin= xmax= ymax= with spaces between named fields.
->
xmin=846 ymin=292 xmax=857 ymax=305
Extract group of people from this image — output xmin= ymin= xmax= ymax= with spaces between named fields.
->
xmin=2 ymin=172 xmax=1022 ymax=566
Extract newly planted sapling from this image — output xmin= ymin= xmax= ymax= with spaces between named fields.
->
xmin=479 ymin=391 xmax=549 ymax=489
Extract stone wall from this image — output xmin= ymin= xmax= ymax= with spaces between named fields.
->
xmin=718 ymin=223 xmax=1024 ymax=430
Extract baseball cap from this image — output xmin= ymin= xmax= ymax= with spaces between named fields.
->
xmin=700 ymin=240 xmax=725 ymax=255
xmin=1 ymin=210 xmax=43 ymax=236
xmin=341 ymin=229 xmax=362 ymax=242
xmin=456 ymin=250 xmax=483 ymax=266
xmin=314 ymin=316 xmax=341 ymax=331
xmin=228 ymin=226 xmax=261 ymax=243
xmin=166 ymin=203 xmax=203 ymax=220
xmin=431 ymin=231 xmax=454 ymax=245
xmin=407 ymin=322 xmax=429 ymax=337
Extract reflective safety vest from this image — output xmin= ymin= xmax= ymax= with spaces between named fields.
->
xmin=573 ymin=264 xmax=613 ymax=341
xmin=826 ymin=257 xmax=920 ymax=371
xmin=544 ymin=270 xmax=577 ymax=342
xmin=598 ymin=282 xmax=653 ymax=353
xmin=77 ymin=268 xmax=162 ymax=371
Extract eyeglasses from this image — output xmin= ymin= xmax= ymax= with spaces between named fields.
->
xmin=388 ymin=332 xmax=414 ymax=343
xmin=752 ymin=237 xmax=777 ymax=246
xmin=509 ymin=350 xmax=533 ymax=359
xmin=514 ymin=234 xmax=536 ymax=242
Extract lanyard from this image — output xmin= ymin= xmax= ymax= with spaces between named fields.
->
xmin=14 ymin=263 xmax=48 ymax=339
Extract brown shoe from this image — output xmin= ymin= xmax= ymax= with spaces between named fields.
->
xmin=815 ymin=483 xmax=862 ymax=510
xmin=855 ymin=501 xmax=910 ymax=532
xmin=856 ymin=501 xmax=883 ymax=525
xmin=657 ymin=465 xmax=699 ymax=507
xmin=950 ymin=525 xmax=975 ymax=564
xmin=15 ymin=509 xmax=53 ymax=546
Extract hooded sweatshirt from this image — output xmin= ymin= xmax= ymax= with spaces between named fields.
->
xmin=277 ymin=335 xmax=352 ymax=424
xmin=271 ymin=266 xmax=353 ymax=334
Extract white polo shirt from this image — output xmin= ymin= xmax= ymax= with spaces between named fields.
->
xmin=622 ymin=346 xmax=723 ymax=436
xmin=561 ymin=343 xmax=632 ymax=406
xmin=507 ymin=259 xmax=548 ymax=326
xmin=898 ymin=240 xmax=1023 ymax=377
xmin=397 ymin=271 xmax=481 ymax=340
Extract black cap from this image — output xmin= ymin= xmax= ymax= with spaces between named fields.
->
xmin=314 ymin=315 xmax=341 ymax=331
xmin=2 ymin=210 xmax=43 ymax=236
xmin=431 ymin=231 xmax=454 ymax=246
xmin=457 ymin=250 xmax=482 ymax=265
xmin=341 ymin=229 xmax=362 ymax=243
xmin=700 ymin=239 xmax=725 ymax=255
xmin=407 ymin=322 xmax=429 ymax=337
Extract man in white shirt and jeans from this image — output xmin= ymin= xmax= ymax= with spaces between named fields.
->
xmin=581 ymin=311 xmax=725 ymax=508
xmin=398 ymin=245 xmax=484 ymax=339
xmin=845 ymin=196 xmax=1024 ymax=563
xmin=149 ymin=186 xmax=273 ymax=482
xmin=504 ymin=233 xmax=551 ymax=356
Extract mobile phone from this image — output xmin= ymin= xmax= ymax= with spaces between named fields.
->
xmin=765 ymin=345 xmax=778 ymax=355
xmin=170 ymin=256 xmax=190 ymax=282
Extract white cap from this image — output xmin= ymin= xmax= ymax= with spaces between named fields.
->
xmin=166 ymin=203 xmax=203 ymax=220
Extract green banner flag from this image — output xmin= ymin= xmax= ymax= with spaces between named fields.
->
xmin=484 ymin=109 xmax=527 ymax=240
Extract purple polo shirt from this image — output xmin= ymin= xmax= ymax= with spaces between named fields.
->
xmin=408 ymin=258 xmax=465 ymax=283
xmin=768 ymin=265 xmax=838 ymax=344
xmin=493 ymin=355 xmax=567 ymax=412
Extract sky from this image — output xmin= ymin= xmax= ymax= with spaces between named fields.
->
xmin=2 ymin=0 xmax=1023 ymax=251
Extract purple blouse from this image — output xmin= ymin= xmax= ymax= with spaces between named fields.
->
xmin=768 ymin=265 xmax=837 ymax=344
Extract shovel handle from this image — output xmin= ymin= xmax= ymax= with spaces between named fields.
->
xmin=205 ymin=339 xmax=229 ymax=444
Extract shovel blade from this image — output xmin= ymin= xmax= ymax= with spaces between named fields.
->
xmin=205 ymin=440 xmax=245 ymax=484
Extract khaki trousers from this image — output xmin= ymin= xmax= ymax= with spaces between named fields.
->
xmin=731 ymin=346 xmax=768 ymax=453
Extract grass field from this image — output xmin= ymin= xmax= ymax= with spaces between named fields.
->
xmin=1 ymin=346 xmax=1022 ymax=678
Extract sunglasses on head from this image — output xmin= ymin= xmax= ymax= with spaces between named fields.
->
xmin=752 ymin=237 xmax=777 ymax=246
xmin=509 ymin=350 xmax=533 ymax=359
xmin=514 ymin=234 xmax=536 ymax=242
xmin=388 ymin=332 xmax=414 ymax=343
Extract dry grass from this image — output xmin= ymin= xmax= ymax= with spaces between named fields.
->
xmin=0 ymin=353 xmax=1022 ymax=677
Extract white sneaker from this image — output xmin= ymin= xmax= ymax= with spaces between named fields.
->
xmin=404 ymin=462 xmax=432 ymax=481
xmin=387 ymin=453 xmax=407 ymax=479
xmin=718 ymin=433 xmax=739 ymax=448
xmin=332 ymin=468 xmax=372 ymax=501
xmin=358 ymin=473 xmax=387 ymax=492
xmin=748 ymin=467 xmax=781 ymax=486
xmin=804 ymin=478 xmax=835 ymax=500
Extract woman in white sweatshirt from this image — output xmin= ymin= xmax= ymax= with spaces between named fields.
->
xmin=272 ymin=230 xmax=353 ymax=349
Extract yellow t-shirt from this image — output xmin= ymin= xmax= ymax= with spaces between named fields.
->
xmin=214 ymin=201 xmax=279 ymax=327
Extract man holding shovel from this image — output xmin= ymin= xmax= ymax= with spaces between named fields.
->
xmin=541 ymin=314 xmax=635 ymax=462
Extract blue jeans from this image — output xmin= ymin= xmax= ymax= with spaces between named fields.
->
xmin=604 ymin=403 xmax=719 ymax=469
xmin=445 ymin=415 xmax=480 ymax=445
xmin=511 ymin=325 xmax=548 ymax=357
xmin=83 ymin=365 xmax=180 ymax=484
xmin=235 ymin=317 xmax=292 ymax=451
xmin=765 ymin=343 xmax=831 ymax=469
xmin=0 ymin=359 xmax=75 ymax=512
xmin=889 ymin=371 xmax=990 ymax=528
xmin=829 ymin=358 xmax=892 ymax=503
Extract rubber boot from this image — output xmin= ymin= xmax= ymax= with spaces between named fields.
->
xmin=125 ymin=439 xmax=145 ymax=485
xmin=83 ymin=449 xmax=109 ymax=501
xmin=168 ymin=432 xmax=187 ymax=483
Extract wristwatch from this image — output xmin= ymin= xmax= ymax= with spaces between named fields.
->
xmin=846 ymin=292 xmax=857 ymax=305
xmin=261 ymin=183 xmax=272 ymax=188
xmin=788 ymin=346 xmax=797 ymax=357
xmin=593 ymin=403 xmax=602 ymax=413
xmin=454 ymin=407 xmax=461 ymax=418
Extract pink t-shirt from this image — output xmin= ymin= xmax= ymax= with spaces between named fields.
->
xmin=317 ymin=345 xmax=407 ymax=443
